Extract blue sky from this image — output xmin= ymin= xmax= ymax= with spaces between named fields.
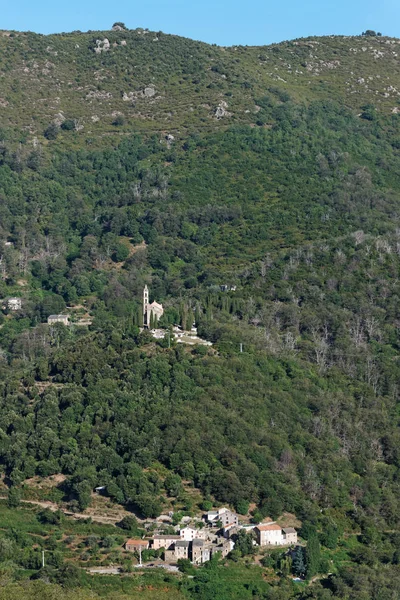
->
xmin=3 ymin=0 xmax=400 ymax=45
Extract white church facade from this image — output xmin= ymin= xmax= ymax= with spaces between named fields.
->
xmin=143 ymin=285 xmax=164 ymax=327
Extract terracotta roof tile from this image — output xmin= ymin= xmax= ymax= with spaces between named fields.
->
xmin=256 ymin=523 xmax=282 ymax=531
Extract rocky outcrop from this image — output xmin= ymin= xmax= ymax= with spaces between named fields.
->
xmin=122 ymin=86 xmax=157 ymax=102
xmin=86 ymin=90 xmax=113 ymax=100
xmin=122 ymin=92 xmax=135 ymax=102
xmin=53 ymin=112 xmax=65 ymax=126
xmin=94 ymin=39 xmax=110 ymax=54
xmin=144 ymin=85 xmax=156 ymax=98
xmin=165 ymin=133 xmax=175 ymax=148
xmin=215 ymin=101 xmax=231 ymax=119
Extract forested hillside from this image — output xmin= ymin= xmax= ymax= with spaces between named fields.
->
xmin=0 ymin=25 xmax=400 ymax=599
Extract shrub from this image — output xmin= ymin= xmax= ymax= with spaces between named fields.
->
xmin=112 ymin=115 xmax=125 ymax=126
xmin=61 ymin=119 xmax=76 ymax=131
xmin=44 ymin=124 xmax=59 ymax=140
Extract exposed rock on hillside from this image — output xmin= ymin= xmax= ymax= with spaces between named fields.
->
xmin=94 ymin=38 xmax=110 ymax=53
xmin=0 ymin=29 xmax=400 ymax=146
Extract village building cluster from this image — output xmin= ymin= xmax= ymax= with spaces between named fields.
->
xmin=125 ymin=507 xmax=297 ymax=565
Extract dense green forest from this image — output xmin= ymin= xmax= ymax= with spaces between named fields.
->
xmin=0 ymin=24 xmax=399 ymax=599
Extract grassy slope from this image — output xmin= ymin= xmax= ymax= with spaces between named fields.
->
xmin=0 ymin=29 xmax=400 ymax=147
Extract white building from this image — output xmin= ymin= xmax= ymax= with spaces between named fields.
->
xmin=48 ymin=314 xmax=69 ymax=326
xmin=180 ymin=527 xmax=205 ymax=541
xmin=206 ymin=508 xmax=239 ymax=527
xmin=283 ymin=527 xmax=297 ymax=544
xmin=255 ymin=523 xmax=297 ymax=546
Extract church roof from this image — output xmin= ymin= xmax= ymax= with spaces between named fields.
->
xmin=148 ymin=301 xmax=163 ymax=309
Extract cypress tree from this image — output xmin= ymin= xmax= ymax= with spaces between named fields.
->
xmin=181 ymin=304 xmax=188 ymax=330
xmin=187 ymin=308 xmax=194 ymax=330
xmin=292 ymin=546 xmax=306 ymax=577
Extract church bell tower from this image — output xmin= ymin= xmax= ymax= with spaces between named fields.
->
xmin=143 ymin=285 xmax=149 ymax=326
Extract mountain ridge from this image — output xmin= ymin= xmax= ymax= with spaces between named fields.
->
xmin=1 ymin=28 xmax=400 ymax=148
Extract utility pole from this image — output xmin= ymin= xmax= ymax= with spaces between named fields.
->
xmin=240 ymin=343 xmax=243 ymax=353
xmin=42 ymin=550 xmax=45 ymax=568
xmin=139 ymin=545 xmax=142 ymax=567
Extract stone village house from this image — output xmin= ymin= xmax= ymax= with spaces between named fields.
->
xmin=255 ymin=523 xmax=298 ymax=547
xmin=180 ymin=526 xmax=206 ymax=541
xmin=206 ymin=508 xmax=239 ymax=527
xmin=152 ymin=534 xmax=181 ymax=551
xmin=125 ymin=539 xmax=150 ymax=552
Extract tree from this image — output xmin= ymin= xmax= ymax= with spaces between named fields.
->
xmin=74 ymin=480 xmax=91 ymax=511
xmin=305 ymin=533 xmax=321 ymax=579
xmin=0 ymin=537 xmax=16 ymax=562
xmin=27 ymin=150 xmax=42 ymax=171
xmin=172 ymin=511 xmax=183 ymax=526
xmin=320 ymin=521 xmax=339 ymax=549
xmin=134 ymin=494 xmax=163 ymax=519
xmin=362 ymin=30 xmax=380 ymax=36
xmin=102 ymin=536 xmax=115 ymax=548
xmin=292 ymin=546 xmax=306 ymax=577
xmin=40 ymin=294 xmax=66 ymax=320
xmin=117 ymin=515 xmax=139 ymax=532
xmin=177 ymin=558 xmax=195 ymax=574
xmin=280 ymin=554 xmax=292 ymax=577
xmin=164 ymin=473 xmax=183 ymax=497
xmin=86 ymin=534 xmax=100 ymax=549
xmin=113 ymin=243 xmax=130 ymax=262
xmin=47 ymin=550 xmax=64 ymax=568
xmin=38 ymin=509 xmax=63 ymax=526
xmin=236 ymin=499 xmax=249 ymax=515
xmin=56 ymin=563 xmax=82 ymax=588
xmin=234 ymin=530 xmax=255 ymax=557
xmin=7 ymin=487 xmax=21 ymax=508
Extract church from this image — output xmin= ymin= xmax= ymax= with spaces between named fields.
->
xmin=143 ymin=285 xmax=164 ymax=327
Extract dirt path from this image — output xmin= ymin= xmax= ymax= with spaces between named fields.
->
xmin=88 ymin=567 xmax=122 ymax=575
xmin=19 ymin=499 xmax=122 ymax=525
